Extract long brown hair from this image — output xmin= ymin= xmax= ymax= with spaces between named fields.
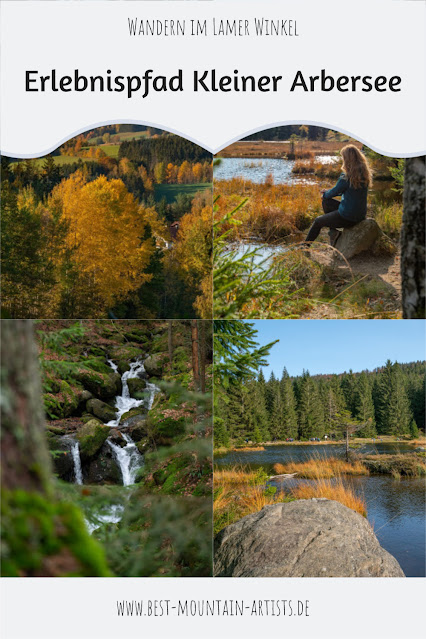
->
xmin=341 ymin=144 xmax=372 ymax=189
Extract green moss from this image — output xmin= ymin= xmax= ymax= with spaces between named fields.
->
xmin=77 ymin=421 xmax=110 ymax=458
xmin=43 ymin=381 xmax=80 ymax=420
xmin=74 ymin=369 xmax=118 ymax=400
xmin=1 ymin=489 xmax=111 ymax=576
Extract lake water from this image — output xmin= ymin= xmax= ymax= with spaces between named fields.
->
xmin=214 ymin=157 xmax=400 ymax=207
xmin=215 ymin=443 xmax=425 ymax=577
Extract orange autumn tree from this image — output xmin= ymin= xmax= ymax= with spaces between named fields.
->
xmin=49 ymin=171 xmax=165 ymax=317
xmin=171 ymin=193 xmax=212 ymax=318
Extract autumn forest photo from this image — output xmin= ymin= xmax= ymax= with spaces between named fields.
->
xmin=1 ymin=125 xmax=213 ymax=320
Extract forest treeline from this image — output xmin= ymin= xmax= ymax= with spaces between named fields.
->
xmin=215 ymin=359 xmax=425 ymax=446
xmin=1 ymin=130 xmax=212 ymax=319
xmin=243 ymin=125 xmax=354 ymax=142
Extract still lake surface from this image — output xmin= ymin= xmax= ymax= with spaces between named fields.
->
xmin=215 ymin=443 xmax=426 ymax=577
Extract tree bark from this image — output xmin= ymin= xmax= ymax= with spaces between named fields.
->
xmin=401 ymin=156 xmax=425 ymax=318
xmin=1 ymin=320 xmax=53 ymax=493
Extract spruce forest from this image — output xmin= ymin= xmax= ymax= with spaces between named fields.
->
xmin=215 ymin=359 xmax=425 ymax=447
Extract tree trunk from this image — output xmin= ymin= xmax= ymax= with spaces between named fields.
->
xmin=345 ymin=428 xmax=349 ymax=463
xmin=401 ymin=156 xmax=425 ymax=318
xmin=1 ymin=320 xmax=53 ymax=493
xmin=191 ymin=320 xmax=200 ymax=390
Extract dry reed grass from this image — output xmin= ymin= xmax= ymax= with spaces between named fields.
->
xmin=213 ymin=466 xmax=291 ymax=533
xmin=273 ymin=457 xmax=369 ymax=479
xmin=291 ymin=478 xmax=367 ymax=517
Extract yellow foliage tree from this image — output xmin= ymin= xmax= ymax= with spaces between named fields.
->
xmin=49 ymin=172 xmax=165 ymax=316
xmin=171 ymin=193 xmax=212 ymax=318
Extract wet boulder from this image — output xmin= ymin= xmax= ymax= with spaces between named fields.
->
xmin=77 ymin=419 xmax=110 ymax=459
xmin=86 ymin=398 xmax=116 ymax=423
xmin=46 ymin=433 xmax=75 ymax=481
xmin=119 ymin=406 xmax=148 ymax=431
xmin=144 ymin=353 xmax=167 ymax=377
xmin=214 ymin=499 xmax=405 ymax=578
xmin=335 ymin=218 xmax=394 ymax=259
xmin=74 ymin=368 xmax=121 ymax=401
xmin=108 ymin=346 xmax=145 ymax=375
xmin=127 ymin=377 xmax=147 ymax=399
xmin=84 ymin=443 xmax=122 ymax=484
xmin=109 ymin=428 xmax=127 ymax=447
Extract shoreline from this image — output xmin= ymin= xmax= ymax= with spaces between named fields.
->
xmin=214 ymin=437 xmax=425 ymax=455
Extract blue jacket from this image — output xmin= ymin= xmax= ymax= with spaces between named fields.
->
xmin=323 ymin=173 xmax=368 ymax=222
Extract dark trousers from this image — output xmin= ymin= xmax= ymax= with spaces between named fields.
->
xmin=305 ymin=198 xmax=357 ymax=243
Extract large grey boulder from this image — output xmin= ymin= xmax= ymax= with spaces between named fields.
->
xmin=214 ymin=499 xmax=405 ymax=578
xmin=335 ymin=218 xmax=382 ymax=259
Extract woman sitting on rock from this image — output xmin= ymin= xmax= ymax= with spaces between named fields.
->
xmin=305 ymin=144 xmax=372 ymax=246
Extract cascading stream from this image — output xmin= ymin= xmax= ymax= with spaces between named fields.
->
xmin=106 ymin=358 xmax=159 ymax=487
xmin=70 ymin=439 xmax=83 ymax=485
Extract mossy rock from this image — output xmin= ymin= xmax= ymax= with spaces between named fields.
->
xmin=1 ymin=489 xmax=111 ymax=576
xmin=109 ymin=428 xmax=126 ymax=447
xmin=136 ymin=437 xmax=151 ymax=454
xmin=46 ymin=434 xmax=75 ymax=481
xmin=77 ymin=420 xmax=110 ymax=459
xmin=119 ymin=406 xmax=148 ymax=430
xmin=144 ymin=353 xmax=168 ymax=377
xmin=43 ymin=381 xmax=80 ymax=420
xmin=147 ymin=411 xmax=186 ymax=445
xmin=127 ymin=377 xmax=147 ymax=399
xmin=86 ymin=399 xmax=116 ymax=423
xmin=74 ymin=369 xmax=120 ymax=401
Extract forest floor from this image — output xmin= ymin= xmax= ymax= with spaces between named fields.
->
xmin=299 ymin=242 xmax=402 ymax=319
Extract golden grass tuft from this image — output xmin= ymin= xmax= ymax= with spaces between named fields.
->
xmin=273 ymin=457 xmax=369 ymax=479
xmin=291 ymin=478 xmax=367 ymax=517
xmin=234 ymin=445 xmax=265 ymax=452
xmin=213 ymin=466 xmax=292 ymax=534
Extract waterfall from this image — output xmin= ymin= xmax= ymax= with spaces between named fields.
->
xmin=107 ymin=434 xmax=142 ymax=486
xmin=106 ymin=359 xmax=149 ymax=428
xmin=70 ymin=440 xmax=83 ymax=485
xmin=105 ymin=358 xmax=159 ymax=486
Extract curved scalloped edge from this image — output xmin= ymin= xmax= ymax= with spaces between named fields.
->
xmin=2 ymin=119 xmax=425 ymax=160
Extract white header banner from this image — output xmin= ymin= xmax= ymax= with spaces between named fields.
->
xmin=0 ymin=0 xmax=425 ymax=158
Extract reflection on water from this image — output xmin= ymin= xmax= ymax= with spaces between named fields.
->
xmin=215 ymin=444 xmax=425 ymax=577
